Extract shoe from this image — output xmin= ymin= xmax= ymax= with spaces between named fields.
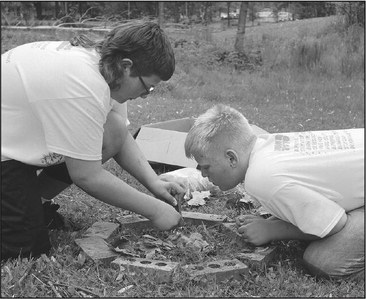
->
xmin=42 ymin=201 xmax=65 ymax=230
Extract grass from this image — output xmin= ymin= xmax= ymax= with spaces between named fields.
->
xmin=1 ymin=16 xmax=364 ymax=297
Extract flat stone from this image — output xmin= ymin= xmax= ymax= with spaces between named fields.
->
xmin=84 ymin=221 xmax=120 ymax=241
xmin=235 ymin=246 xmax=278 ymax=270
xmin=183 ymin=259 xmax=249 ymax=282
xmin=181 ymin=211 xmax=228 ymax=226
xmin=75 ymin=236 xmax=118 ymax=263
xmin=112 ymin=257 xmax=180 ymax=283
xmin=221 ymin=223 xmax=278 ymax=269
xmin=116 ymin=214 xmax=151 ymax=230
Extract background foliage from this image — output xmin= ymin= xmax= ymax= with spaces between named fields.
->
xmin=1 ymin=1 xmax=364 ymax=27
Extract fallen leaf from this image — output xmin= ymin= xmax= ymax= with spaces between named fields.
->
xmin=77 ymin=252 xmax=86 ymax=266
xmin=3 ymin=266 xmax=13 ymax=283
xmin=116 ymin=266 xmax=126 ymax=281
xmin=187 ymin=191 xmax=210 ymax=206
xmin=113 ymin=247 xmax=140 ymax=257
xmin=142 ymin=234 xmax=158 ymax=241
xmin=176 ymin=232 xmax=212 ymax=252
xmin=145 ymin=248 xmax=162 ymax=259
xmin=118 ymin=285 xmax=133 ymax=294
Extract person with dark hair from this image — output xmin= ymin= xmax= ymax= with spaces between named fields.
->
xmin=1 ymin=22 xmax=183 ymax=260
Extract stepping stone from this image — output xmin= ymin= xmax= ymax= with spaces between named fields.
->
xmin=221 ymin=222 xmax=278 ymax=270
xmin=183 ymin=259 xmax=249 ymax=282
xmin=84 ymin=221 xmax=120 ymax=241
xmin=116 ymin=214 xmax=151 ymax=230
xmin=235 ymin=246 xmax=278 ymax=270
xmin=75 ymin=236 xmax=118 ymax=263
xmin=181 ymin=211 xmax=228 ymax=226
xmin=112 ymin=257 xmax=180 ymax=283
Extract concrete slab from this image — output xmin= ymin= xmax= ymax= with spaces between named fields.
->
xmin=112 ymin=257 xmax=180 ymax=283
xmin=235 ymin=246 xmax=278 ymax=270
xmin=181 ymin=211 xmax=228 ymax=226
xmin=116 ymin=214 xmax=151 ymax=230
xmin=221 ymin=223 xmax=278 ymax=269
xmin=84 ymin=221 xmax=120 ymax=241
xmin=75 ymin=236 xmax=118 ymax=263
xmin=183 ymin=259 xmax=249 ymax=282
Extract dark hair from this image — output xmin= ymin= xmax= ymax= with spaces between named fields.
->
xmin=70 ymin=22 xmax=175 ymax=90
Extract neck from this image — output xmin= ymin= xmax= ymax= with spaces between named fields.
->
xmin=240 ymin=135 xmax=257 ymax=182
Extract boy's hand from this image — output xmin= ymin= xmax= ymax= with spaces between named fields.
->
xmin=150 ymin=202 xmax=182 ymax=230
xmin=236 ymin=215 xmax=273 ymax=246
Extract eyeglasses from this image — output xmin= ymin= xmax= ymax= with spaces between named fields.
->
xmin=139 ymin=76 xmax=154 ymax=96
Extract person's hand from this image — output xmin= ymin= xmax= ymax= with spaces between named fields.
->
xmin=159 ymin=174 xmax=188 ymax=190
xmin=150 ymin=202 xmax=182 ymax=230
xmin=149 ymin=178 xmax=186 ymax=206
xmin=236 ymin=215 xmax=273 ymax=246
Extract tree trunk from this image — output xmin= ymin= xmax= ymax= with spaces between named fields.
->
xmin=234 ymin=2 xmax=248 ymax=53
xmin=34 ymin=2 xmax=42 ymax=19
xmin=227 ymin=1 xmax=230 ymax=27
xmin=172 ymin=3 xmax=180 ymax=23
xmin=158 ymin=2 xmax=164 ymax=27
xmin=78 ymin=2 xmax=83 ymax=16
xmin=54 ymin=1 xmax=60 ymax=18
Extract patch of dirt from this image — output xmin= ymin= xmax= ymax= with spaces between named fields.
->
xmin=108 ymin=188 xmax=261 ymax=266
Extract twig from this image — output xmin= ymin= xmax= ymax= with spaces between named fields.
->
xmin=53 ymin=282 xmax=101 ymax=297
xmin=78 ymin=6 xmax=95 ymax=23
xmin=18 ymin=261 xmax=35 ymax=285
xmin=201 ymin=222 xmax=213 ymax=240
xmin=1 ymin=12 xmax=10 ymax=26
xmin=31 ymin=274 xmax=47 ymax=286
xmin=48 ymin=281 xmax=62 ymax=297
xmin=41 ymin=274 xmax=101 ymax=297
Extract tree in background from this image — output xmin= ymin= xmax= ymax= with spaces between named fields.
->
xmin=247 ymin=2 xmax=257 ymax=26
xmin=2 ymin=1 xmax=346 ymax=27
xmin=335 ymin=1 xmax=365 ymax=27
xmin=234 ymin=1 xmax=248 ymax=53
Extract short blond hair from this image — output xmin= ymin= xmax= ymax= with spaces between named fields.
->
xmin=185 ymin=104 xmax=255 ymax=159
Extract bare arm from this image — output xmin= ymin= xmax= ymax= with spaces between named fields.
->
xmin=64 ymin=157 xmax=181 ymax=230
xmin=112 ymin=131 xmax=184 ymax=205
xmin=236 ymin=213 xmax=348 ymax=246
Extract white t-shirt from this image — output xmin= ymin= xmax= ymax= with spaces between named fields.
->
xmin=1 ymin=41 xmax=127 ymax=166
xmin=245 ymin=129 xmax=364 ymax=238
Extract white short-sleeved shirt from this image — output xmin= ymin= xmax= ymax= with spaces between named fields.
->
xmin=1 ymin=41 xmax=126 ymax=166
xmin=245 ymin=129 xmax=364 ymax=237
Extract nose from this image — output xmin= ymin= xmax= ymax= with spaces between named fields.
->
xmin=201 ymin=169 xmax=208 ymax=178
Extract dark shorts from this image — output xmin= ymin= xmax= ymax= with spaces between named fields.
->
xmin=1 ymin=160 xmax=72 ymax=260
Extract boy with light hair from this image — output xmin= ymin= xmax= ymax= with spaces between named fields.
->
xmin=185 ymin=104 xmax=364 ymax=278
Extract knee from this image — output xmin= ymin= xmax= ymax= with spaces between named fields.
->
xmin=102 ymin=111 xmax=128 ymax=162
xmin=303 ymin=209 xmax=364 ymax=278
xmin=303 ymin=240 xmax=364 ymax=278
xmin=303 ymin=244 xmax=335 ymax=277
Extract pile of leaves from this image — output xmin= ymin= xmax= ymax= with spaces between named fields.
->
xmin=214 ymin=50 xmax=263 ymax=71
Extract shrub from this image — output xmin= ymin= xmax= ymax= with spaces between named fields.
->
xmin=259 ymin=19 xmax=364 ymax=78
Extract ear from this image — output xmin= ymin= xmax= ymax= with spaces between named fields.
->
xmin=121 ymin=58 xmax=133 ymax=70
xmin=225 ymin=149 xmax=239 ymax=168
